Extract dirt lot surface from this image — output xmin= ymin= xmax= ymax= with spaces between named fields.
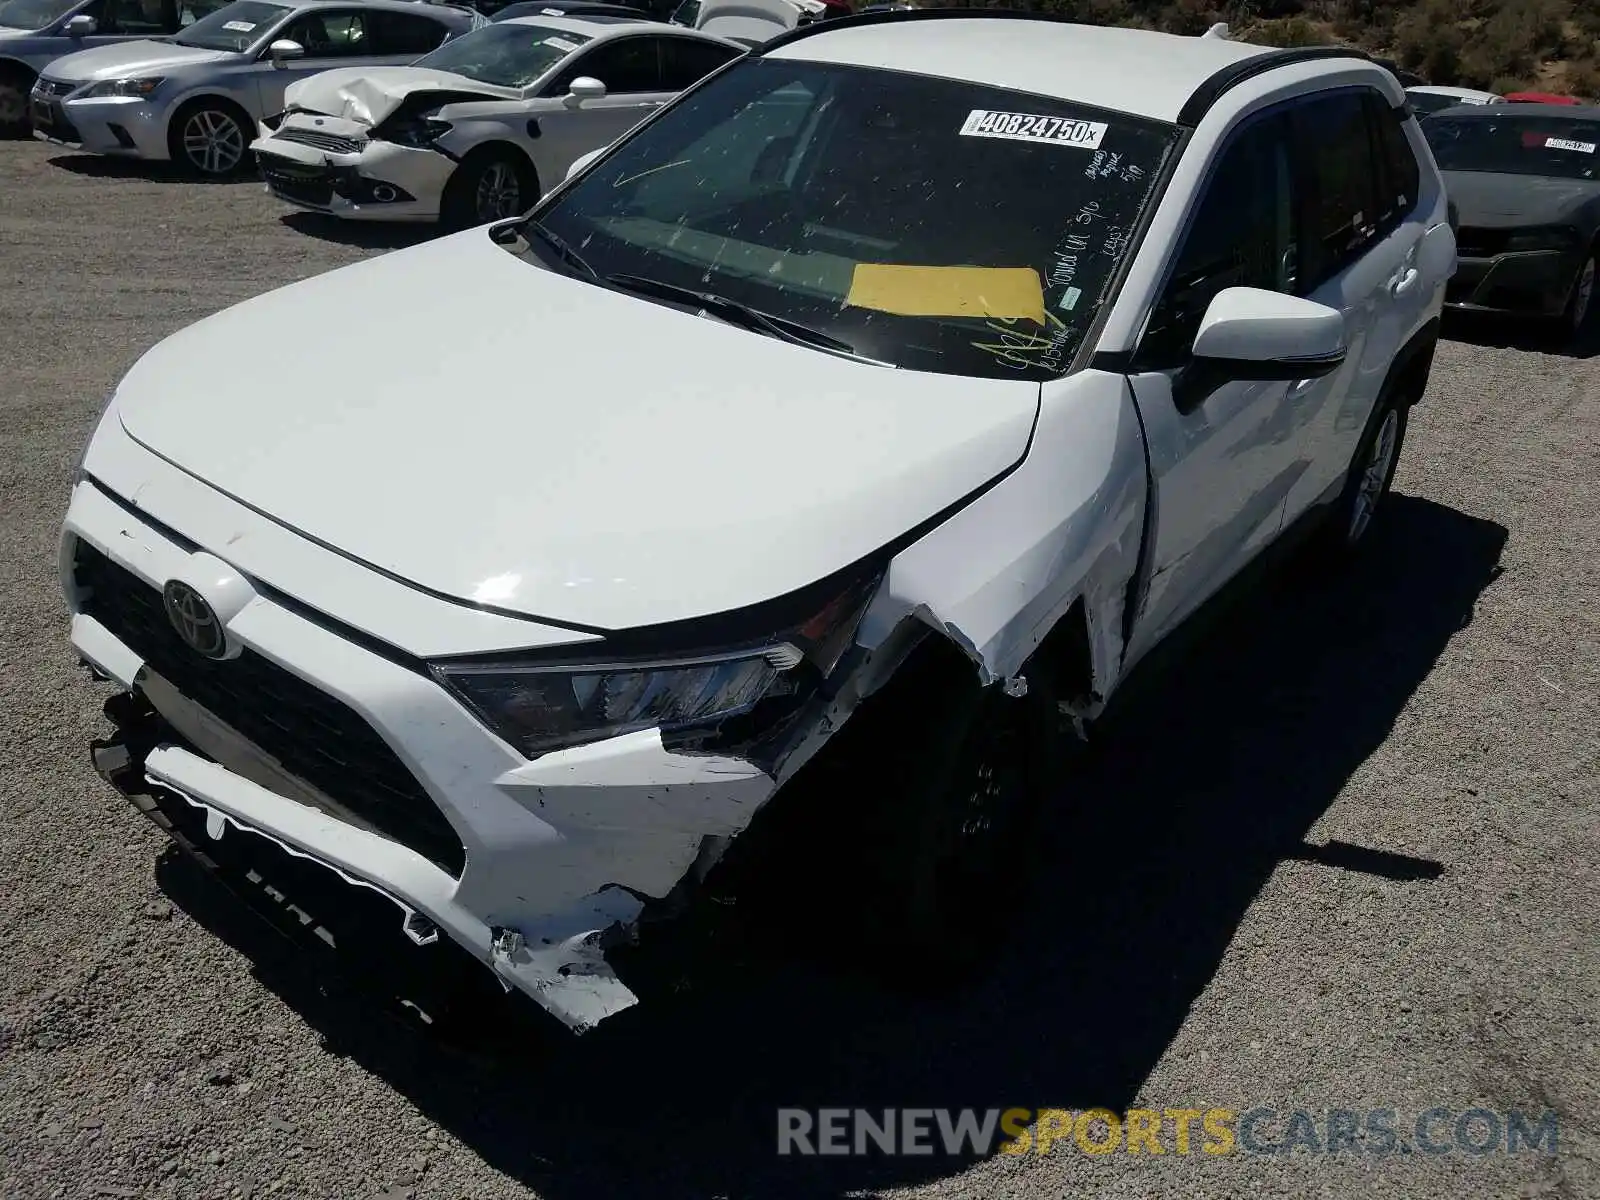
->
xmin=0 ymin=141 xmax=1596 ymax=1200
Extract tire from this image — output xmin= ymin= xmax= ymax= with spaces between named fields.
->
xmin=859 ymin=645 xmax=1068 ymax=976
xmin=1313 ymin=384 xmax=1410 ymax=562
xmin=0 ymin=65 xmax=34 ymax=139
xmin=1559 ymin=251 xmax=1597 ymax=341
xmin=440 ymin=147 xmax=538 ymax=231
xmin=167 ymin=100 xmax=253 ymax=177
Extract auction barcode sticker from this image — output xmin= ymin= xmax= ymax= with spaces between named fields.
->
xmin=960 ymin=110 xmax=1108 ymax=150
xmin=1546 ymin=136 xmax=1597 ymax=153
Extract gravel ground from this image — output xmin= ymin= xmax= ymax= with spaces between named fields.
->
xmin=0 ymin=141 xmax=1596 ymax=1200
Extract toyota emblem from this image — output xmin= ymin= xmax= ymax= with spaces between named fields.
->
xmin=162 ymin=580 xmax=227 ymax=659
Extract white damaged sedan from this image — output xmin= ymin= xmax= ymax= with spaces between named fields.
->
xmin=250 ymin=14 xmax=744 ymax=225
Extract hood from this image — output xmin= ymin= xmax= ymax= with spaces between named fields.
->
xmin=284 ymin=66 xmax=516 ymax=125
xmin=110 ymin=231 xmax=1041 ymax=632
xmin=1444 ymin=169 xmax=1600 ymax=227
xmin=42 ymin=38 xmax=232 ymax=80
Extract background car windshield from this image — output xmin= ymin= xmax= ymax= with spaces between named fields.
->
xmin=1424 ymin=115 xmax=1600 ymax=179
xmin=172 ymin=0 xmax=288 ymax=49
xmin=412 ymin=22 xmax=590 ymax=87
xmin=0 ymin=0 xmax=80 ymax=30
xmin=535 ymin=59 xmax=1177 ymax=380
xmin=1408 ymin=92 xmax=1474 ymax=117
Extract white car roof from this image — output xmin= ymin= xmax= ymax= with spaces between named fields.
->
xmin=766 ymin=18 xmax=1277 ymax=123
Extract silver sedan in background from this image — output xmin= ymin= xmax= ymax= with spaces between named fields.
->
xmin=29 ymin=0 xmax=474 ymax=174
xmin=0 ymin=0 xmax=233 ymax=135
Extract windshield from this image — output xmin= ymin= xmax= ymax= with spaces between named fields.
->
xmin=530 ymin=59 xmax=1177 ymax=380
xmin=172 ymin=0 xmax=288 ymax=49
xmin=412 ymin=22 xmax=590 ymax=87
xmin=1424 ymin=114 xmax=1600 ymax=179
xmin=0 ymin=0 xmax=80 ymax=30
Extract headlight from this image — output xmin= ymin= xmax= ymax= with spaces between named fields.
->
xmin=433 ymin=574 xmax=880 ymax=756
xmin=378 ymin=117 xmax=452 ymax=148
xmin=82 ymin=76 xmax=164 ymax=99
xmin=1504 ymin=225 xmax=1581 ymax=252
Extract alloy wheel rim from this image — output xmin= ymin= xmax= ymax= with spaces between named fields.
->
xmin=183 ymin=109 xmax=243 ymax=175
xmin=1573 ymin=259 xmax=1595 ymax=330
xmin=475 ymin=161 xmax=522 ymax=221
xmin=1348 ymin=407 xmax=1399 ymax=543
xmin=0 ymin=86 xmax=22 ymax=125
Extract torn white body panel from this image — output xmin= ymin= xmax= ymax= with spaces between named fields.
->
xmin=858 ymin=368 xmax=1148 ymax=706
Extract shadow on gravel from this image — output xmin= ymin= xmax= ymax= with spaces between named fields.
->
xmin=44 ymin=154 xmax=256 ymax=185
xmin=278 ymin=210 xmax=437 ymax=250
xmin=156 ymin=494 xmax=1507 ymax=1200
xmin=1442 ymin=308 xmax=1600 ymax=359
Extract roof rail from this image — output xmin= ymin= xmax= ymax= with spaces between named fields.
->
xmin=1177 ymin=43 xmax=1375 ymax=125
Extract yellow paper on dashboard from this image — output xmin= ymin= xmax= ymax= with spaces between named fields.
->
xmin=846 ymin=264 xmax=1047 ymax=323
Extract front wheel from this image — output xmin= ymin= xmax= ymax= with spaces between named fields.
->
xmin=440 ymin=148 xmax=538 ymax=231
xmin=0 ymin=67 xmax=33 ymax=138
xmin=168 ymin=102 xmax=252 ymax=177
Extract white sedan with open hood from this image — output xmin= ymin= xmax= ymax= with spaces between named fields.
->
xmin=66 ymin=11 xmax=1452 ymax=1035
xmin=251 ymin=14 xmax=744 ymax=225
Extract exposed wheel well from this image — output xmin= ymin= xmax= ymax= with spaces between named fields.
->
xmin=457 ymin=140 xmax=540 ymax=186
xmin=1388 ymin=321 xmax=1439 ymax=407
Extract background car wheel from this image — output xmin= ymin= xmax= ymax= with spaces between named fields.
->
xmin=167 ymin=100 xmax=253 ymax=177
xmin=1560 ymin=252 xmax=1597 ymax=340
xmin=1312 ymin=386 xmax=1410 ymax=563
xmin=440 ymin=147 xmax=538 ymax=231
xmin=0 ymin=66 xmax=34 ymax=139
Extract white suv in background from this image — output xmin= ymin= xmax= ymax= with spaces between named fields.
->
xmin=62 ymin=11 xmax=1455 ymax=1034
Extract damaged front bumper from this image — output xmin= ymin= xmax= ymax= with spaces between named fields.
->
xmin=252 ymin=120 xmax=451 ymax=222
xmin=63 ymin=478 xmax=783 ymax=1033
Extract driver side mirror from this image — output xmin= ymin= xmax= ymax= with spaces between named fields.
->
xmin=268 ymin=38 xmax=305 ymax=66
xmin=62 ymin=14 xmax=97 ymax=35
xmin=1190 ymin=286 xmax=1347 ymax=378
xmin=563 ymin=76 xmax=606 ymax=108
xmin=1166 ymin=286 xmax=1347 ymax=414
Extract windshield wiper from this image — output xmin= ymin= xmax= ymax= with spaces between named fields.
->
xmin=520 ymin=218 xmax=598 ymax=280
xmin=604 ymin=273 xmax=869 ymax=360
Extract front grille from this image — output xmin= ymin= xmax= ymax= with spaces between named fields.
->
xmin=36 ymin=78 xmax=75 ymax=98
xmin=258 ymin=158 xmax=334 ymax=207
xmin=73 ymin=540 xmax=467 ymax=876
xmin=1455 ymin=226 xmax=1509 ymax=258
xmin=273 ymin=127 xmax=366 ymax=155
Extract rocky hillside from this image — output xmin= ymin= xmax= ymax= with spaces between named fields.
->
xmin=976 ymin=0 xmax=1600 ymax=98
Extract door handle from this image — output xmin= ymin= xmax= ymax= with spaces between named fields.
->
xmin=1391 ymin=267 xmax=1420 ymax=298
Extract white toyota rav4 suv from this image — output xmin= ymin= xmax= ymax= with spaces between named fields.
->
xmin=62 ymin=10 xmax=1455 ymax=1034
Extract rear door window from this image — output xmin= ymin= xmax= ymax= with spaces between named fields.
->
xmin=1366 ymin=92 xmax=1421 ymax=229
xmin=367 ymin=9 xmax=451 ymax=54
